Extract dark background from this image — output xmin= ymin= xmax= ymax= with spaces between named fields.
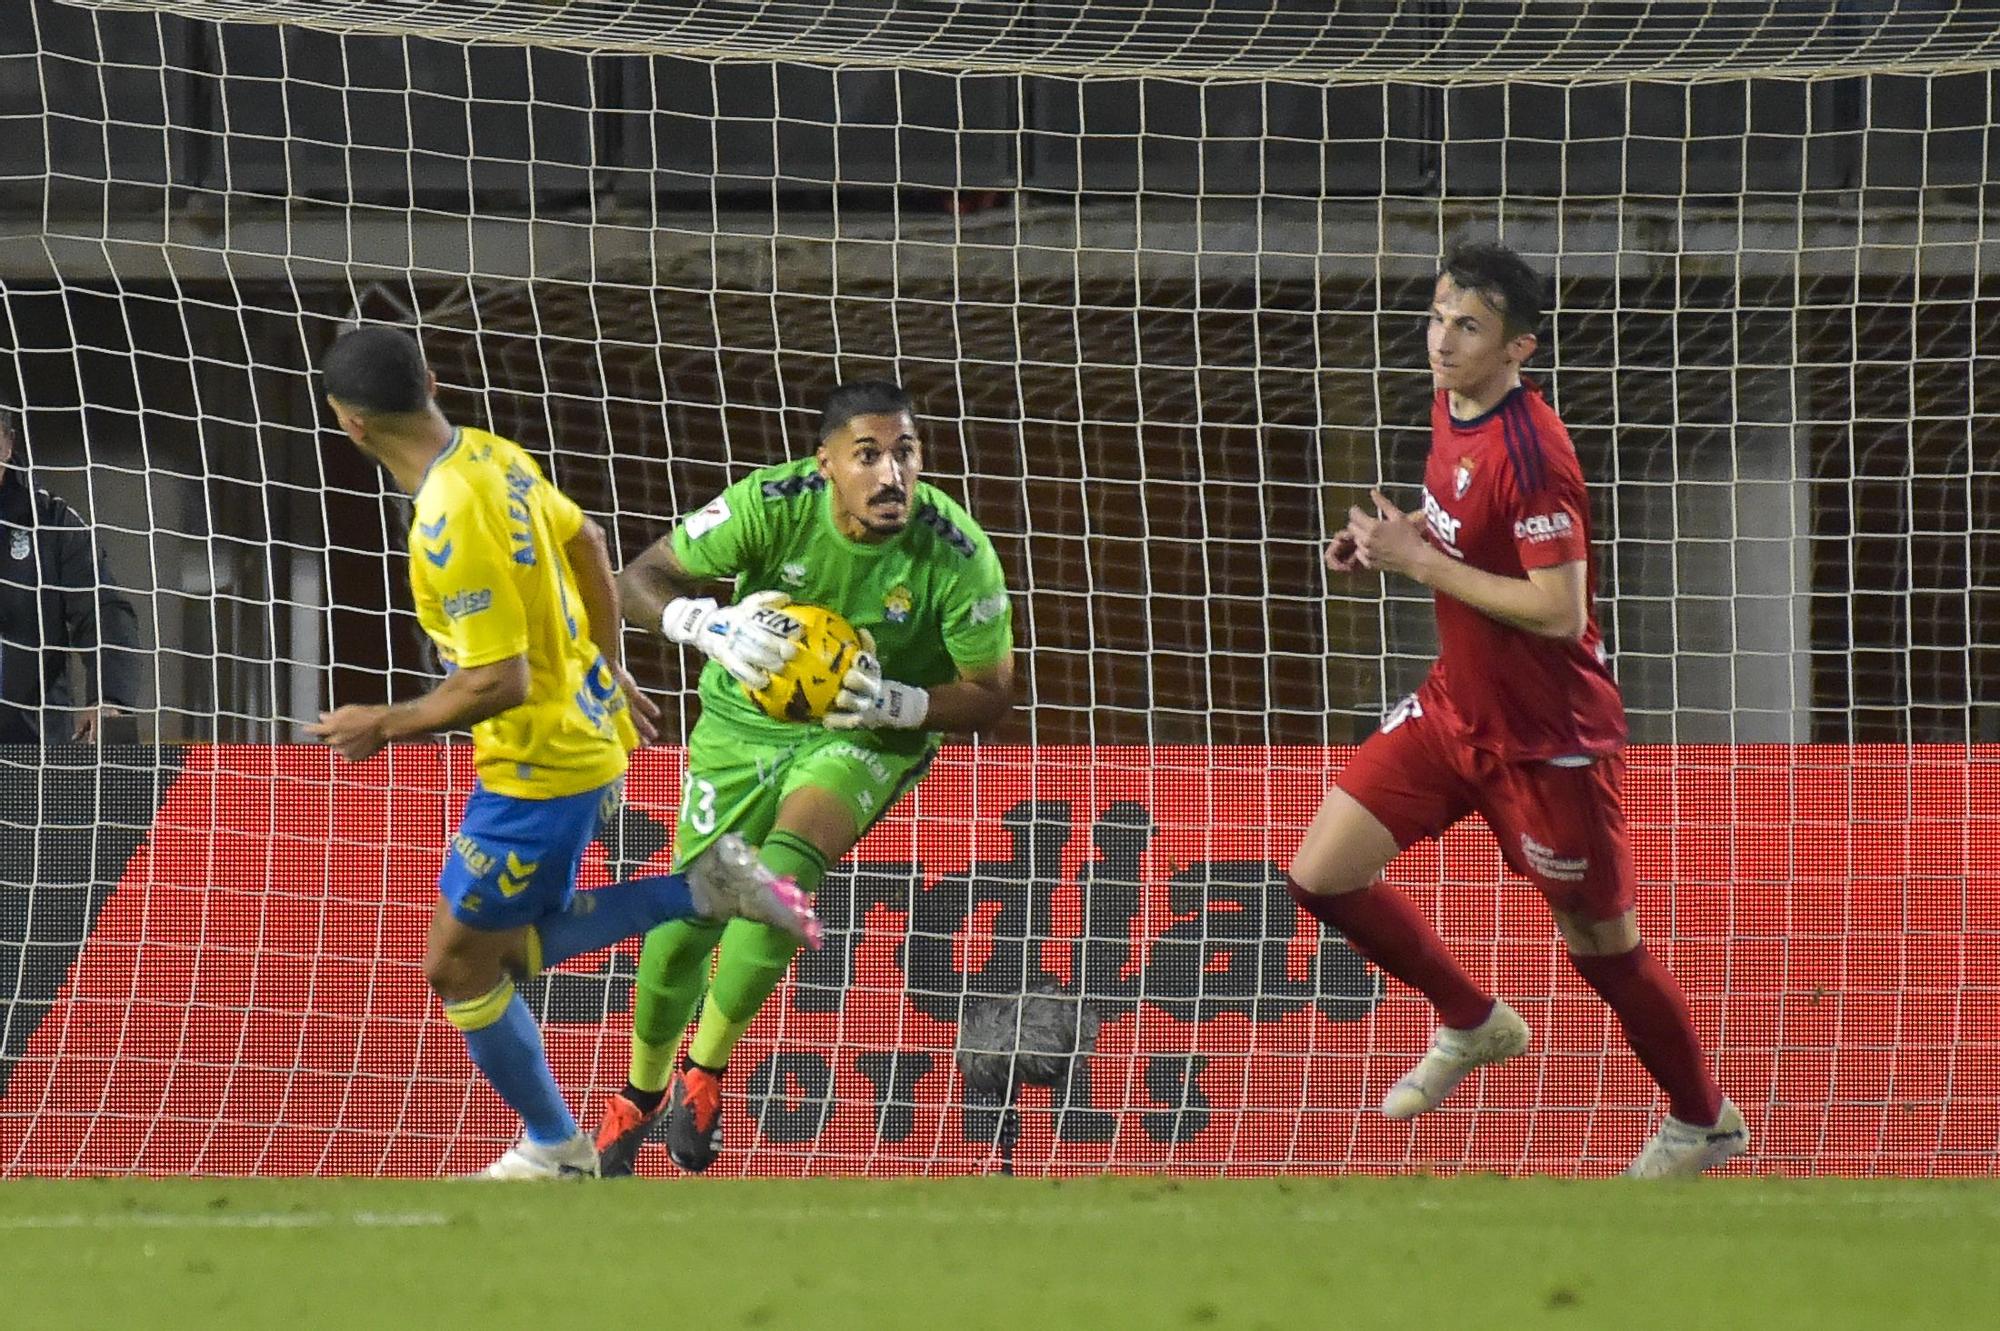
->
xmin=1 ymin=1 xmax=1993 ymax=745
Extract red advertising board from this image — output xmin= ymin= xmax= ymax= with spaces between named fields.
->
xmin=3 ymin=744 xmax=1994 ymax=1177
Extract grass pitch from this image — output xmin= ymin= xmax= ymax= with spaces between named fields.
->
xmin=2 ymin=1176 xmax=1993 ymax=1330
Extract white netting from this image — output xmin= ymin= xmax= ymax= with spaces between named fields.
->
xmin=71 ymin=1 xmax=2000 ymax=82
xmin=0 ymin=1 xmax=1994 ymax=1178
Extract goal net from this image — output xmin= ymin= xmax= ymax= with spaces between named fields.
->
xmin=2 ymin=0 xmax=1995 ymax=1177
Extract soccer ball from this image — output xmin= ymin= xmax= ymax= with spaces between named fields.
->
xmin=743 ymin=602 xmax=865 ymax=723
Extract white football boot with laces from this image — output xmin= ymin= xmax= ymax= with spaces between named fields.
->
xmin=478 ymin=1132 xmax=600 ymax=1180
xmin=1380 ymin=999 xmax=1532 ymax=1120
xmin=1624 ymin=1098 xmax=1749 ymax=1178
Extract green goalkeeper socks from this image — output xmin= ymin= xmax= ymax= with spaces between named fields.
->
xmin=688 ymin=830 xmax=828 ymax=1070
xmin=753 ymin=827 xmax=832 ymax=902
xmin=628 ymin=828 xmax=830 ymax=1088
xmin=628 ymin=916 xmax=725 ymax=1093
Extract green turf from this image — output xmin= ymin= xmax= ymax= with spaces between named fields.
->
xmin=1 ymin=1176 xmax=1993 ymax=1330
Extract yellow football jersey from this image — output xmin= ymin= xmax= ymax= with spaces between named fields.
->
xmin=409 ymin=427 xmax=636 ymax=798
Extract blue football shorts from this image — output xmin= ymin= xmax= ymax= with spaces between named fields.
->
xmin=437 ymin=780 xmax=622 ymax=931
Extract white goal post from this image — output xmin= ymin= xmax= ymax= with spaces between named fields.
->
xmin=1 ymin=0 xmax=1993 ymax=1177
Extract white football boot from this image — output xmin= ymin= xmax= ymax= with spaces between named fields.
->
xmin=477 ymin=1132 xmax=600 ymax=1180
xmin=1624 ymin=1098 xmax=1749 ymax=1178
xmin=687 ymin=831 xmax=825 ymax=949
xmin=1380 ymin=998 xmax=1532 ymax=1120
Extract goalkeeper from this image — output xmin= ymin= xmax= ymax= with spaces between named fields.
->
xmin=593 ymin=379 xmax=1015 ymax=1175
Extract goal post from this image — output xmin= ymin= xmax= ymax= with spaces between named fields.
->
xmin=2 ymin=0 xmax=1995 ymax=1177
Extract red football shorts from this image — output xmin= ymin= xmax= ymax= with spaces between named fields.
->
xmin=1334 ymin=698 xmax=1637 ymax=920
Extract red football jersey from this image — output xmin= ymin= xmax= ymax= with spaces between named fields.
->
xmin=1412 ymin=379 xmax=1627 ymax=760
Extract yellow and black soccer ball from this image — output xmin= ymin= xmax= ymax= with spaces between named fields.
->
xmin=743 ymin=602 xmax=865 ymax=723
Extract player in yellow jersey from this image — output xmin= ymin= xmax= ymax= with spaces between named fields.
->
xmin=308 ymin=327 xmax=822 ymax=1178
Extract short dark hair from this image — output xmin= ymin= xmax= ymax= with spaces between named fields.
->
xmin=817 ymin=379 xmax=915 ymax=442
xmin=1439 ymin=242 xmax=1547 ymax=337
xmin=321 ymin=325 xmax=432 ymax=414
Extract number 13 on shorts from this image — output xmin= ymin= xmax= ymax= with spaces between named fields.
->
xmin=681 ymin=770 xmax=720 ymax=836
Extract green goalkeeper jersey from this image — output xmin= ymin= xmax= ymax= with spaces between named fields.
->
xmin=670 ymin=457 xmax=1014 ymax=755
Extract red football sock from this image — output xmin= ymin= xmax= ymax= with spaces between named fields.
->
xmin=1569 ymin=943 xmax=1723 ymax=1126
xmin=1287 ymin=877 xmax=1494 ymax=1029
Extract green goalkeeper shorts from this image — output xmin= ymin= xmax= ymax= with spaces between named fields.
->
xmin=670 ymin=718 xmax=935 ymax=870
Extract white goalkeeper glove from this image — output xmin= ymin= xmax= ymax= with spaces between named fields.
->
xmin=824 ymin=630 xmax=930 ymax=731
xmin=661 ymin=590 xmax=798 ymax=690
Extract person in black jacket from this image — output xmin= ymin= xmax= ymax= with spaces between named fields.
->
xmin=0 ymin=404 xmax=142 ymax=743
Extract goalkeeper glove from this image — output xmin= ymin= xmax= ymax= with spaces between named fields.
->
xmin=824 ymin=631 xmax=930 ymax=730
xmin=661 ymin=590 xmax=799 ymax=690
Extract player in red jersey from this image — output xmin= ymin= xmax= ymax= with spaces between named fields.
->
xmin=1289 ymin=243 xmax=1747 ymax=1176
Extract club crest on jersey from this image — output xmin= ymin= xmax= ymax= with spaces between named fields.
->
xmin=9 ymin=530 xmax=28 ymax=561
xmin=884 ymin=585 xmax=913 ymax=623
xmin=1454 ymin=456 xmax=1477 ymax=499
xmin=780 ymin=561 xmax=807 ymax=587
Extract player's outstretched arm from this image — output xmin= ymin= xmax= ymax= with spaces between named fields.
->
xmin=617 ymin=536 xmax=725 ymax=631
xmin=565 ymin=516 xmax=660 ymax=742
xmin=308 ymin=655 xmax=530 ymax=763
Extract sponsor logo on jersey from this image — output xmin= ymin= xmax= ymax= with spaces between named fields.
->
xmin=442 ymin=588 xmax=493 ymax=619
xmin=1513 ymin=511 xmax=1574 ymax=544
xmin=683 ymin=496 xmax=731 ymax=540
xmin=9 ymin=530 xmax=28 ymax=561
xmin=968 ymin=591 xmax=1008 ymax=625
xmin=884 ymin=585 xmax=913 ymax=623
xmin=1519 ymin=834 xmax=1588 ymax=882
xmin=780 ymin=561 xmax=808 ymax=587
xmin=1420 ymin=487 xmax=1464 ymax=559
xmin=1454 ymin=456 xmax=1477 ymax=499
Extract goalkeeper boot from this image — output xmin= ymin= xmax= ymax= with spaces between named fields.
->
xmin=665 ymin=1061 xmax=725 ymax=1174
xmin=592 ymin=1088 xmax=665 ymax=1179
xmin=688 ymin=833 xmax=825 ymax=950
xmin=1380 ymin=998 xmax=1531 ymax=1121
xmin=477 ymin=1132 xmax=600 ymax=1180
xmin=1624 ymin=1098 xmax=1749 ymax=1178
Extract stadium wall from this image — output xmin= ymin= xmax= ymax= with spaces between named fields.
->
xmin=3 ymin=742 xmax=1993 ymax=1178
